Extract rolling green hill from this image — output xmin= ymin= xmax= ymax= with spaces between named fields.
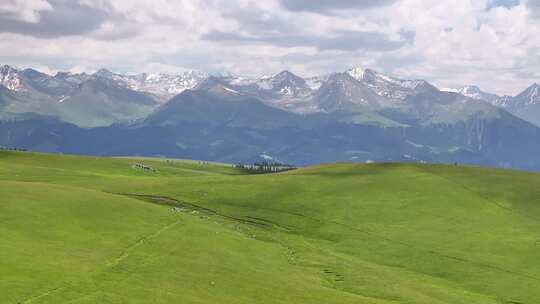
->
xmin=1 ymin=151 xmax=540 ymax=303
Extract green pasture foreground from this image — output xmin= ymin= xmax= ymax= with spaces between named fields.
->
xmin=1 ymin=151 xmax=539 ymax=303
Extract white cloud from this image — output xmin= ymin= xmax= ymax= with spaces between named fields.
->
xmin=0 ymin=0 xmax=52 ymax=23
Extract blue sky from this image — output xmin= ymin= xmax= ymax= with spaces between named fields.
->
xmin=487 ymin=0 xmax=520 ymax=9
xmin=0 ymin=0 xmax=539 ymax=95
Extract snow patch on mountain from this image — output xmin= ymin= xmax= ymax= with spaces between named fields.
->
xmin=0 ymin=65 xmax=25 ymax=91
xmin=491 ymin=95 xmax=513 ymax=107
xmin=256 ymin=76 xmax=274 ymax=90
xmin=442 ymin=85 xmax=500 ymax=104
xmin=346 ymin=67 xmax=435 ymax=102
xmin=521 ymin=84 xmax=540 ymax=105
xmin=347 ymin=67 xmax=365 ymax=81
xmin=93 ymin=69 xmax=208 ymax=101
xmin=260 ymin=153 xmax=273 ymax=160
xmin=305 ymin=75 xmax=330 ymax=90
xmin=222 ymin=86 xmax=241 ymax=95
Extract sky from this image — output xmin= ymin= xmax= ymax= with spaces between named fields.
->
xmin=0 ymin=0 xmax=539 ymax=95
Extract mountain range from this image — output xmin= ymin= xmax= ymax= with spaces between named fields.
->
xmin=442 ymin=84 xmax=540 ymax=126
xmin=1 ymin=64 xmax=540 ymax=170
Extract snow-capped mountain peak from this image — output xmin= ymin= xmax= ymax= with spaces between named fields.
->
xmin=346 ymin=67 xmax=366 ymax=81
xmin=442 ymin=85 xmax=500 ymax=104
xmin=273 ymin=70 xmax=296 ymax=79
xmin=88 ymin=69 xmax=209 ymax=101
xmin=345 ymin=66 xmax=436 ymax=101
xmin=460 ymin=85 xmax=482 ymax=95
xmin=0 ymin=64 xmax=17 ymax=75
xmin=94 ymin=68 xmax=115 ymax=79
xmin=515 ymin=83 xmax=540 ymax=106
xmin=253 ymin=70 xmax=310 ymax=96
xmin=314 ymin=72 xmax=385 ymax=111
xmin=0 ymin=65 xmax=25 ymax=91
xmin=521 ymin=83 xmax=540 ymax=104
xmin=271 ymin=70 xmax=307 ymax=88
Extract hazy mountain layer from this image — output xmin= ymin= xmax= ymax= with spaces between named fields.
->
xmin=2 ymin=64 xmax=540 ymax=170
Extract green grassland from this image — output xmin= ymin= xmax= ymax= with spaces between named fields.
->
xmin=1 ymin=151 xmax=540 ymax=303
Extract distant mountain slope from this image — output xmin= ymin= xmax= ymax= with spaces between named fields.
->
xmin=444 ymin=84 xmax=540 ymax=127
xmin=442 ymin=85 xmax=501 ymax=105
xmin=501 ymin=84 xmax=540 ymax=127
xmin=57 ymin=77 xmax=158 ymax=127
xmin=0 ymin=65 xmax=159 ymax=127
xmin=314 ymin=72 xmax=386 ymax=112
xmin=144 ymin=83 xmax=301 ymax=130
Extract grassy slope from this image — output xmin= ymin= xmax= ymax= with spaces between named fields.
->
xmin=1 ymin=151 xmax=539 ymax=303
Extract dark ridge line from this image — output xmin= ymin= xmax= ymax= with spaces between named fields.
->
xmin=106 ymin=191 xmax=540 ymax=283
xmin=108 ymin=192 xmax=291 ymax=232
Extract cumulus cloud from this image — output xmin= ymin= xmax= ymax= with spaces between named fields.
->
xmin=0 ymin=0 xmax=53 ymax=23
xmin=0 ymin=0 xmax=113 ymax=38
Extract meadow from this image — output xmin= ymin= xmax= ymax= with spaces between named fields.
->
xmin=1 ymin=151 xmax=539 ymax=303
